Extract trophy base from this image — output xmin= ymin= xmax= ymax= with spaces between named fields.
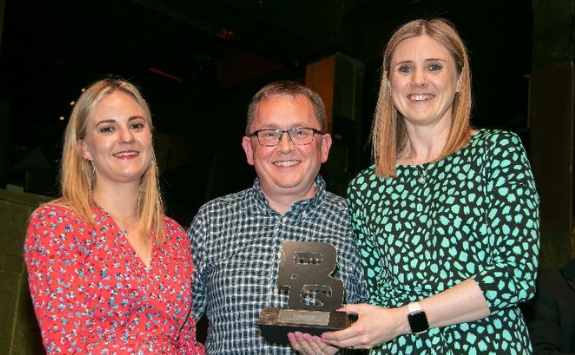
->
xmin=257 ymin=307 xmax=352 ymax=344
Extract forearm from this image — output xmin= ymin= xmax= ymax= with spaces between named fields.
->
xmin=379 ymin=279 xmax=491 ymax=339
xmin=418 ymin=278 xmax=490 ymax=330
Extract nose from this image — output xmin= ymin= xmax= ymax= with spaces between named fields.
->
xmin=411 ymin=68 xmax=427 ymax=87
xmin=119 ymin=127 xmax=134 ymax=143
xmin=276 ymin=131 xmax=294 ymax=152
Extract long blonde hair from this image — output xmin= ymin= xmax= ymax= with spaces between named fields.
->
xmin=51 ymin=78 xmax=166 ymax=243
xmin=371 ymin=18 xmax=473 ymax=178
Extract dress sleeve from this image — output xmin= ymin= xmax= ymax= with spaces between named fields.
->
xmin=475 ymin=131 xmax=540 ymax=311
xmin=188 ymin=210 xmax=208 ymax=323
xmin=23 ymin=205 xmax=88 ymax=354
xmin=347 ymin=174 xmax=383 ymax=305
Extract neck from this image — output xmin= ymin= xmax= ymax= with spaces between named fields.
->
xmin=262 ymin=184 xmax=317 ymax=216
xmin=93 ymin=182 xmax=140 ymax=229
xmin=403 ymin=124 xmax=451 ymax=164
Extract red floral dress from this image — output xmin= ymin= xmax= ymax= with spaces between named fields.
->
xmin=24 ymin=204 xmax=205 ymax=355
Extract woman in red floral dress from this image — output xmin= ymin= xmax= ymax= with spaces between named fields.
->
xmin=24 ymin=78 xmax=205 ymax=355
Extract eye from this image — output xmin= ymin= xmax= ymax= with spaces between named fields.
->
xmin=292 ymin=128 xmax=306 ymax=137
xmin=129 ymin=117 xmax=147 ymax=131
xmin=397 ymin=65 xmax=412 ymax=74
xmin=427 ymin=63 xmax=442 ymax=71
xmin=130 ymin=122 xmax=145 ymax=130
xmin=99 ymin=126 xmax=115 ymax=134
xmin=262 ymin=130 xmax=279 ymax=139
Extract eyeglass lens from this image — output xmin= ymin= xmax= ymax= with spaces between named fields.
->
xmin=257 ymin=128 xmax=317 ymax=146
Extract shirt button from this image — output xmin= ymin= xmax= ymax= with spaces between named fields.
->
xmin=281 ymin=217 xmax=287 ymax=223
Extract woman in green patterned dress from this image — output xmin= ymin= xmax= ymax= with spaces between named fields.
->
xmin=290 ymin=18 xmax=540 ymax=355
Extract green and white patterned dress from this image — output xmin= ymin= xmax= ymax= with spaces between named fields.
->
xmin=347 ymin=129 xmax=540 ymax=354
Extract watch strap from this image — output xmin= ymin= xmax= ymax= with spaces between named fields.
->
xmin=408 ymin=301 xmax=423 ymax=314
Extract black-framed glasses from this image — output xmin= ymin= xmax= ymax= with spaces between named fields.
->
xmin=249 ymin=127 xmax=323 ymax=147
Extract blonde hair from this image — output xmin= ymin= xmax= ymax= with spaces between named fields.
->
xmin=371 ymin=18 xmax=473 ymax=178
xmin=51 ymin=78 xmax=166 ymax=243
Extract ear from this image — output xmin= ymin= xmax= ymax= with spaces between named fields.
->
xmin=76 ymin=139 xmax=93 ymax=161
xmin=241 ymin=136 xmax=255 ymax=166
xmin=456 ymin=72 xmax=463 ymax=93
xmin=320 ymin=133 xmax=332 ymax=163
xmin=383 ymin=72 xmax=393 ymax=96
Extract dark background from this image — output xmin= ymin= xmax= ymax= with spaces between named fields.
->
xmin=0 ymin=0 xmax=533 ymax=226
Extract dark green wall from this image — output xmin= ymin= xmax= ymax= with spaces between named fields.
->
xmin=0 ymin=188 xmax=48 ymax=354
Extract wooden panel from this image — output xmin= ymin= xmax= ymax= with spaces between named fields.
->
xmin=305 ymin=53 xmax=364 ymax=197
xmin=305 ymin=56 xmax=336 ymax=133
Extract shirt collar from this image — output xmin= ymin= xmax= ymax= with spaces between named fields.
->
xmin=246 ymin=175 xmax=327 ymax=216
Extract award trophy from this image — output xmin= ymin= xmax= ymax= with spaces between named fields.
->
xmin=257 ymin=240 xmax=352 ymax=344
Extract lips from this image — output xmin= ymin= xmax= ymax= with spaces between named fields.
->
xmin=273 ymin=160 xmax=299 ymax=167
xmin=407 ymin=94 xmax=435 ymax=101
xmin=113 ymin=151 xmax=139 ymax=157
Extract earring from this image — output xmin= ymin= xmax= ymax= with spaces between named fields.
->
xmin=87 ymin=160 xmax=95 ymax=176
xmin=82 ymin=159 xmax=96 ymax=189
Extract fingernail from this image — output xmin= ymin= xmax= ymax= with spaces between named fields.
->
xmin=303 ymin=334 xmax=309 ymax=340
xmin=288 ymin=333 xmax=294 ymax=340
xmin=295 ymin=332 xmax=300 ymax=339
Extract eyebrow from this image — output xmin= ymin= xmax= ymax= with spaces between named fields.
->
xmin=94 ymin=116 xmax=146 ymax=126
xmin=257 ymin=122 xmax=315 ymax=129
xmin=394 ymin=57 xmax=447 ymax=65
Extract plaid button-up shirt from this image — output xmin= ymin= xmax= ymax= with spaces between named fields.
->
xmin=189 ymin=176 xmax=368 ymax=354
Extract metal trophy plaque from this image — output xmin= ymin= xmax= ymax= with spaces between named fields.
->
xmin=257 ymin=241 xmax=352 ymax=344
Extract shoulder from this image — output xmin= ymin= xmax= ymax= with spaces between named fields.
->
xmin=349 ymin=165 xmax=377 ymax=186
xmin=471 ymin=129 xmax=523 ymax=148
xmin=161 ymin=215 xmax=191 ymax=250
xmin=347 ymin=165 xmax=378 ymax=197
xmin=320 ymin=190 xmax=350 ymax=213
xmin=465 ymin=129 xmax=529 ymax=167
xmin=322 ymin=190 xmax=347 ymax=205
xmin=163 ymin=215 xmax=186 ymax=234
xmin=191 ymin=189 xmax=253 ymax=230
xmin=29 ymin=203 xmax=84 ymax=227
xmin=196 ymin=188 xmax=251 ymax=215
xmin=25 ymin=204 xmax=90 ymax=257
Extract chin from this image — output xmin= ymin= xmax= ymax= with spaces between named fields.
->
xmin=275 ymin=179 xmax=303 ymax=189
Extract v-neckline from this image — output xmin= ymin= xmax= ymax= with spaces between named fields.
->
xmin=120 ymin=229 xmax=153 ymax=270
xmin=96 ymin=203 xmax=154 ymax=270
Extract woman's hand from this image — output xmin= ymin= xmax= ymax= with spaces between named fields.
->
xmin=288 ymin=331 xmax=339 ymax=355
xmin=321 ymin=304 xmax=408 ymax=349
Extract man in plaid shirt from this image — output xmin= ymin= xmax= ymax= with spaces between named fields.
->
xmin=188 ymin=80 xmax=367 ymax=355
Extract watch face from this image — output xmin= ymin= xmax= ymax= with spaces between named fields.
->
xmin=409 ymin=311 xmax=429 ymax=334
